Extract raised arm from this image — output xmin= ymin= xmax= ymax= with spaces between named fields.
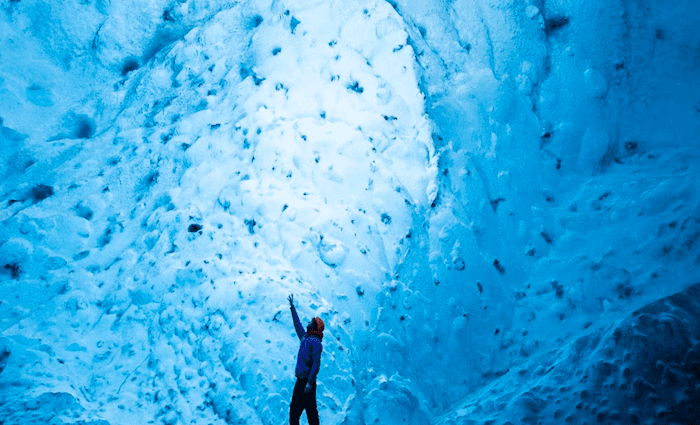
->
xmin=288 ymin=294 xmax=305 ymax=340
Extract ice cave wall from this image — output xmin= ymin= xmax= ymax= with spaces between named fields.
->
xmin=0 ymin=0 xmax=699 ymax=424
xmin=372 ymin=0 xmax=700 ymax=412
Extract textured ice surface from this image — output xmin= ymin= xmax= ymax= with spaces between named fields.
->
xmin=0 ymin=0 xmax=699 ymax=424
xmin=434 ymin=282 xmax=700 ymax=425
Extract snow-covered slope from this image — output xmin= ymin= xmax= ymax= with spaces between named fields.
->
xmin=1 ymin=0 xmax=698 ymax=424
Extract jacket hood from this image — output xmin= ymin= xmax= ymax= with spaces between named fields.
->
xmin=313 ymin=317 xmax=325 ymax=333
xmin=307 ymin=317 xmax=325 ymax=340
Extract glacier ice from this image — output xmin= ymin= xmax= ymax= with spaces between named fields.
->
xmin=0 ymin=0 xmax=699 ymax=424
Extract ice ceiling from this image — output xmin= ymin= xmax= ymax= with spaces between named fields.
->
xmin=1 ymin=0 xmax=699 ymax=424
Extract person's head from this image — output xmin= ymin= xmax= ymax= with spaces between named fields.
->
xmin=306 ymin=317 xmax=325 ymax=334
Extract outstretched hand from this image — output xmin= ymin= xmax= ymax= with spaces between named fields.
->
xmin=288 ymin=294 xmax=294 ymax=307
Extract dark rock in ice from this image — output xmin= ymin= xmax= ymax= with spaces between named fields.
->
xmin=120 ymin=57 xmax=140 ymax=76
xmin=140 ymin=171 xmax=159 ymax=190
xmin=290 ymin=17 xmax=300 ymax=34
xmin=3 ymin=263 xmax=21 ymax=279
xmin=244 ymin=218 xmax=256 ymax=234
xmin=188 ymin=224 xmax=203 ymax=233
xmin=490 ymin=197 xmax=505 ymax=211
xmin=551 ymin=280 xmax=564 ymax=298
xmin=30 ymin=184 xmax=54 ymax=203
xmin=73 ymin=203 xmax=93 ymax=220
xmin=493 ymin=259 xmax=505 ymax=274
xmin=162 ymin=8 xmax=176 ymax=22
xmin=72 ymin=114 xmax=96 ymax=139
xmin=97 ymin=227 xmax=113 ymax=248
xmin=249 ymin=15 xmax=263 ymax=29
xmin=73 ymin=250 xmax=90 ymax=261
xmin=0 ymin=345 xmax=9 ymax=374
xmin=540 ymin=231 xmax=553 ymax=245
xmin=431 ymin=193 xmax=440 ymax=208
xmin=347 ymin=81 xmax=364 ymax=93
xmin=545 ymin=16 xmax=569 ymax=34
xmin=195 ymin=99 xmax=208 ymax=111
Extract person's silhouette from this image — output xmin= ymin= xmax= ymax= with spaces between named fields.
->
xmin=288 ymin=294 xmax=324 ymax=425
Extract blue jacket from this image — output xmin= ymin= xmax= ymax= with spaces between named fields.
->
xmin=291 ymin=305 xmax=323 ymax=382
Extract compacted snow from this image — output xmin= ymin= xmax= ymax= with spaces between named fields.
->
xmin=0 ymin=0 xmax=698 ymax=424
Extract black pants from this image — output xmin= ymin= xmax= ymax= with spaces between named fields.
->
xmin=290 ymin=378 xmax=319 ymax=425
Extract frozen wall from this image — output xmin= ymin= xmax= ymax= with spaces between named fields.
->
xmin=371 ymin=0 xmax=700 ymax=416
xmin=1 ymin=0 xmax=699 ymax=424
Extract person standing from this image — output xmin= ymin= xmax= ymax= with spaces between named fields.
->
xmin=288 ymin=294 xmax=324 ymax=425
